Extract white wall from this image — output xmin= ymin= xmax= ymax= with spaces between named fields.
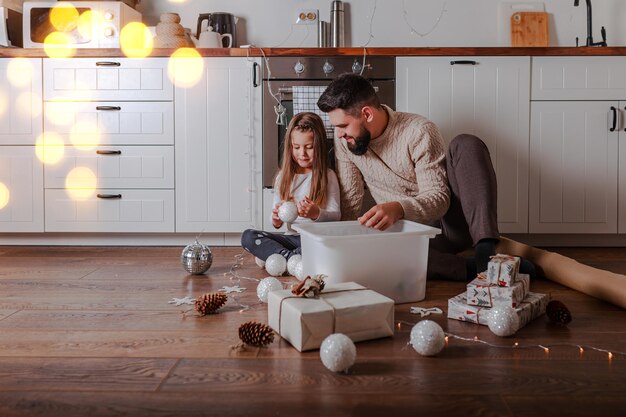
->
xmin=138 ymin=0 xmax=626 ymax=47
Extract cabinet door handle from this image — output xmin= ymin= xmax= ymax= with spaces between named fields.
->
xmin=96 ymin=106 xmax=121 ymax=111
xmin=253 ymin=62 xmax=260 ymax=87
xmin=96 ymin=61 xmax=121 ymax=67
xmin=610 ymin=106 xmax=617 ymax=132
xmin=624 ymin=107 xmax=626 ymax=132
xmin=97 ymin=194 xmax=122 ymax=199
xmin=450 ymin=60 xmax=477 ymax=65
xmin=96 ymin=150 xmax=122 ymax=155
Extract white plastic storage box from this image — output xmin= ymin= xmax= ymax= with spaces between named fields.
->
xmin=293 ymin=220 xmax=440 ymax=304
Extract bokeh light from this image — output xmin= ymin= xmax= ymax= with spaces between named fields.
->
xmin=120 ymin=21 xmax=154 ymax=58
xmin=167 ymin=47 xmax=204 ymax=88
xmin=7 ymin=58 xmax=34 ymax=88
xmin=35 ymin=132 xmax=65 ymax=165
xmin=65 ymin=167 xmax=97 ymax=201
xmin=0 ymin=182 xmax=9 ymax=210
xmin=16 ymin=91 xmax=42 ymax=119
xmin=43 ymin=32 xmax=76 ymax=59
xmin=50 ymin=4 xmax=79 ymax=32
xmin=77 ymin=10 xmax=100 ymax=39
xmin=70 ymin=120 xmax=100 ymax=149
xmin=0 ymin=89 xmax=7 ymax=118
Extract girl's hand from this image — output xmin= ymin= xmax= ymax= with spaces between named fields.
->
xmin=272 ymin=203 xmax=284 ymax=229
xmin=297 ymin=196 xmax=320 ymax=220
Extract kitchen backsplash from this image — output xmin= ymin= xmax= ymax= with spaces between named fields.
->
xmin=137 ymin=0 xmax=626 ymax=47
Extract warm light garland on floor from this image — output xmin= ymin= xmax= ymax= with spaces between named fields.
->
xmin=397 ymin=320 xmax=625 ymax=360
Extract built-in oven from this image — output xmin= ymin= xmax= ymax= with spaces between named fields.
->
xmin=261 ymin=56 xmax=395 ymax=230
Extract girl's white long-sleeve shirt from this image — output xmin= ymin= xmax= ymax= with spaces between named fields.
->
xmin=271 ymin=168 xmax=341 ymax=225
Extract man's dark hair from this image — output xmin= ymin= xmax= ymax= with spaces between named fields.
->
xmin=317 ymin=73 xmax=381 ymax=116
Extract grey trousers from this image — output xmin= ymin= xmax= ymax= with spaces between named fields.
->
xmin=427 ymin=134 xmax=499 ymax=281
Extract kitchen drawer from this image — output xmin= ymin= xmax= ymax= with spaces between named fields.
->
xmin=44 ymin=101 xmax=174 ymax=145
xmin=45 ymin=146 xmax=174 ymax=189
xmin=532 ymin=57 xmax=626 ymax=101
xmin=45 ymin=189 xmax=175 ymax=232
xmin=44 ymin=58 xmax=173 ymax=101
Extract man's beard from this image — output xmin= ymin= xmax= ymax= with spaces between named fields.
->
xmin=346 ymin=125 xmax=371 ymax=156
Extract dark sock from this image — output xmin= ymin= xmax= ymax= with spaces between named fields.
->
xmin=474 ymin=238 xmax=499 ymax=273
xmin=465 ymin=257 xmax=477 ymax=281
xmin=519 ymin=258 xmax=537 ymax=280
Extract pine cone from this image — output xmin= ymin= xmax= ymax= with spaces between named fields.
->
xmin=195 ymin=292 xmax=227 ymax=315
xmin=238 ymin=321 xmax=275 ymax=347
xmin=546 ymin=300 xmax=572 ymax=325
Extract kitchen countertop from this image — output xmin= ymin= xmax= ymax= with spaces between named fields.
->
xmin=2 ymin=46 xmax=626 ymax=58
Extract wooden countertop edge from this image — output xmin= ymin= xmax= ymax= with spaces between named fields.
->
xmin=2 ymin=47 xmax=626 ymax=58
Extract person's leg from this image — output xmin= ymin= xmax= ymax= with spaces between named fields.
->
xmin=241 ymin=229 xmax=301 ymax=261
xmin=442 ymin=134 xmax=500 ymax=273
xmin=427 ymin=134 xmax=499 ymax=280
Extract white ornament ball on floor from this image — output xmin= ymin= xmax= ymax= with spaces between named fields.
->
xmin=265 ymin=253 xmax=287 ymax=276
xmin=293 ymin=260 xmax=306 ymax=281
xmin=278 ymin=201 xmax=298 ymax=223
xmin=256 ymin=276 xmax=283 ymax=303
xmin=320 ymin=333 xmax=356 ymax=373
xmin=410 ymin=320 xmax=445 ymax=356
xmin=487 ymin=305 xmax=520 ymax=337
xmin=255 ymin=257 xmax=265 ymax=268
xmin=287 ymin=254 xmax=302 ymax=276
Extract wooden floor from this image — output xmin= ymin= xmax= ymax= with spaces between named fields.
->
xmin=0 ymin=246 xmax=624 ymax=417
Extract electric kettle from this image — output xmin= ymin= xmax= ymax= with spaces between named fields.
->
xmin=196 ymin=13 xmax=238 ymax=47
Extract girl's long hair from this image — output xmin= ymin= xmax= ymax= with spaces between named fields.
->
xmin=277 ymin=112 xmax=329 ymax=207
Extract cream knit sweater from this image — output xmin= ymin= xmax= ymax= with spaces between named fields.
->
xmin=334 ymin=105 xmax=450 ymax=223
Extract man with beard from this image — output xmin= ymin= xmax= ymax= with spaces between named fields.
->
xmin=317 ymin=73 xmax=520 ymax=281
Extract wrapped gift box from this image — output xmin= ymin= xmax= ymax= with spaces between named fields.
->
xmin=466 ymin=273 xmax=530 ymax=308
xmin=448 ymin=292 xmax=548 ymax=329
xmin=267 ymin=282 xmax=394 ymax=352
xmin=487 ymin=254 xmax=521 ymax=287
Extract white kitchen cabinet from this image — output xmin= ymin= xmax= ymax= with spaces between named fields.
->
xmin=0 ymin=147 xmax=44 ymax=232
xmin=530 ymin=101 xmax=618 ymax=233
xmin=45 ymin=189 xmax=174 ymax=232
xmin=43 ymin=58 xmax=172 ymax=101
xmin=42 ymin=57 xmax=175 ymax=232
xmin=175 ymin=57 xmax=262 ymax=233
xmin=530 ymin=57 xmax=626 ymax=234
xmin=397 ymin=57 xmax=530 ymax=233
xmin=0 ymin=58 xmax=44 ymax=232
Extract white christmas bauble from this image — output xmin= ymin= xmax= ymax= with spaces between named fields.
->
xmin=287 ymin=254 xmax=303 ymax=276
xmin=256 ymin=277 xmax=283 ymax=303
xmin=265 ymin=253 xmax=287 ymax=276
xmin=278 ymin=201 xmax=298 ymax=223
xmin=487 ymin=305 xmax=520 ymax=337
xmin=320 ymin=333 xmax=356 ymax=373
xmin=293 ymin=260 xmax=306 ymax=281
xmin=410 ymin=320 xmax=445 ymax=356
xmin=255 ymin=257 xmax=265 ymax=268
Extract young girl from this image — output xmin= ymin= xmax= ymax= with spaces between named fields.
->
xmin=241 ymin=112 xmax=341 ymax=261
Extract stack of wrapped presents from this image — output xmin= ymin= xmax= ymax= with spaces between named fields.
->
xmin=448 ymin=254 xmax=548 ymax=329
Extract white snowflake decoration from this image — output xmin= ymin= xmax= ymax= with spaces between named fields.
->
xmin=168 ymin=296 xmax=195 ymax=306
xmin=218 ymin=285 xmax=247 ymax=294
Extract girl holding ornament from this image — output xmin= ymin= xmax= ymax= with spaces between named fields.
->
xmin=241 ymin=112 xmax=341 ymax=262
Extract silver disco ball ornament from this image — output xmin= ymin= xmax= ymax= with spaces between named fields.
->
xmin=181 ymin=239 xmax=213 ymax=275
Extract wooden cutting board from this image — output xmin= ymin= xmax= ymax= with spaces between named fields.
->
xmin=510 ymin=11 xmax=549 ymax=47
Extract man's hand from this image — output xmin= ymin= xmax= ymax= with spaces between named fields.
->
xmin=272 ymin=203 xmax=284 ymax=229
xmin=297 ymin=196 xmax=320 ymax=220
xmin=358 ymin=202 xmax=404 ymax=230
